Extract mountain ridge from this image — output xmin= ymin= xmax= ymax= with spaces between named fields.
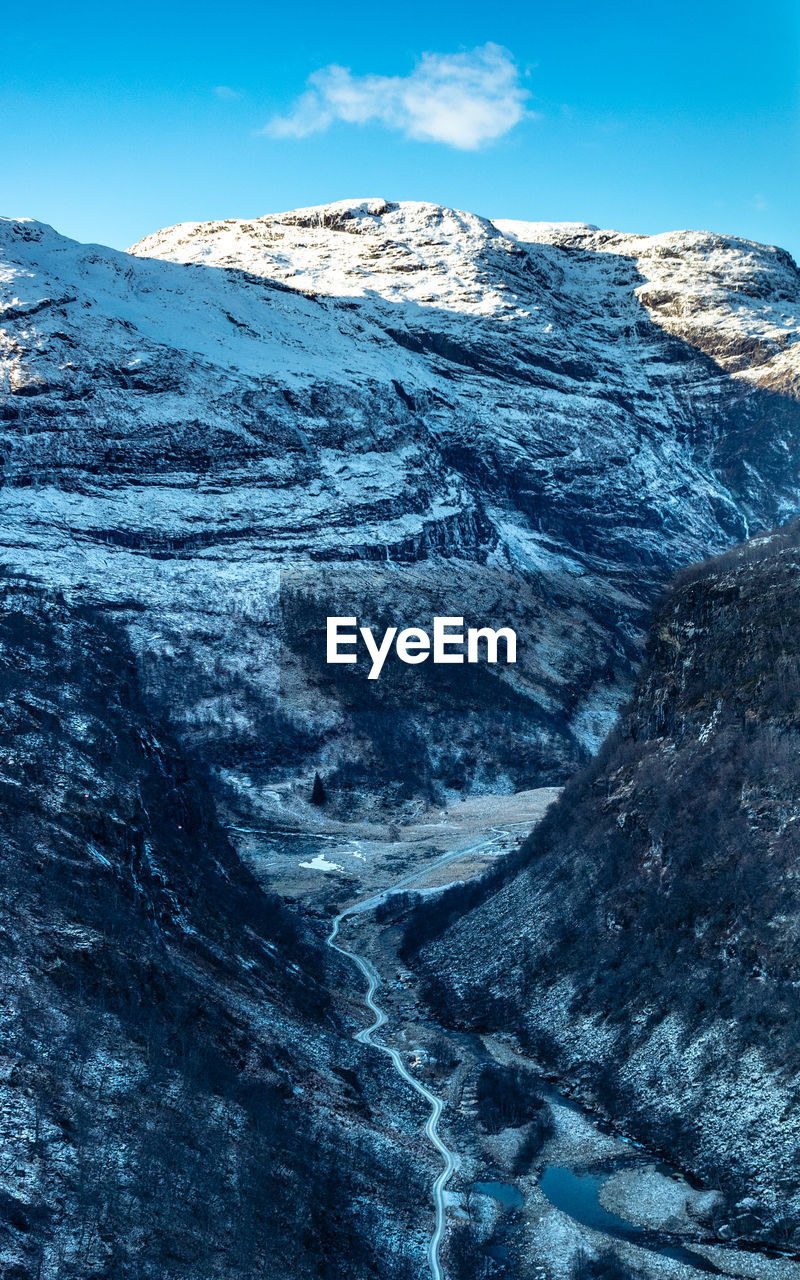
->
xmin=2 ymin=200 xmax=799 ymax=812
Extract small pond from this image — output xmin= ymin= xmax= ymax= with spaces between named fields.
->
xmin=539 ymin=1165 xmax=720 ymax=1274
xmin=472 ymin=1180 xmax=525 ymax=1210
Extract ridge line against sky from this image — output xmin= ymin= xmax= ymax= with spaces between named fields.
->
xmin=1 ymin=0 xmax=798 ymax=256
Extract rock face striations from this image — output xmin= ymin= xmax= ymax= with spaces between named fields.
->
xmin=416 ymin=521 xmax=800 ymax=1245
xmin=1 ymin=199 xmax=800 ymax=808
xmin=0 ymin=578 xmax=426 ymax=1279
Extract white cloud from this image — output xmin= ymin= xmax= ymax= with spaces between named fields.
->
xmin=214 ymin=85 xmax=243 ymax=101
xmin=265 ymin=44 xmax=529 ymax=150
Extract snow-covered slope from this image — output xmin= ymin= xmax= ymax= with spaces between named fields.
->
xmin=1 ymin=200 xmax=799 ymax=810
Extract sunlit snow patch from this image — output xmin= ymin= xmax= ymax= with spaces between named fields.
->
xmin=299 ymin=852 xmax=345 ymax=873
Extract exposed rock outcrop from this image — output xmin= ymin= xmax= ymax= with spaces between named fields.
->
xmin=0 ymin=578 xmax=425 ymax=1279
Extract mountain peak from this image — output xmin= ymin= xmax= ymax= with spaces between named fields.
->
xmin=1 ymin=201 xmax=799 ymax=804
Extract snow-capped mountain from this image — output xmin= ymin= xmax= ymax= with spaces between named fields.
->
xmin=1 ymin=199 xmax=799 ymax=809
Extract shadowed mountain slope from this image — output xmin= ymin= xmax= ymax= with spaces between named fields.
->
xmin=0 ymin=577 xmax=424 ymax=1280
xmin=415 ymin=520 xmax=800 ymax=1247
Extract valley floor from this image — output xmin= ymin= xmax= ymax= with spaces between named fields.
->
xmin=236 ymin=789 xmax=800 ymax=1280
xmin=225 ymin=786 xmax=561 ymax=904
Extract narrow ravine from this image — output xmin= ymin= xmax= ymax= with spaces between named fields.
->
xmin=326 ymin=842 xmax=500 ymax=1280
xmin=315 ymin=808 xmax=800 ymax=1280
xmin=326 ymin=928 xmax=454 ymax=1280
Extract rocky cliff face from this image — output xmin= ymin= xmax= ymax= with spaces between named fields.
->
xmin=1 ymin=200 xmax=799 ymax=811
xmin=0 ymin=578 xmax=426 ymax=1280
xmin=416 ymin=521 xmax=800 ymax=1246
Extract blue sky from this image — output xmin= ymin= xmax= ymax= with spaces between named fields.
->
xmin=2 ymin=0 xmax=798 ymax=256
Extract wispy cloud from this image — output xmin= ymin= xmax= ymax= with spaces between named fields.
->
xmin=264 ymin=44 xmax=529 ymax=150
xmin=214 ymin=85 xmax=244 ymax=101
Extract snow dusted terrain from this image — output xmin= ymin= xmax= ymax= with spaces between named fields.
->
xmin=417 ymin=520 xmax=800 ymax=1245
xmin=3 ymin=198 xmax=800 ymax=1279
xmin=1 ymin=199 xmax=799 ymax=810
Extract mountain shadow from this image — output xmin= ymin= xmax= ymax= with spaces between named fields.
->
xmin=412 ymin=519 xmax=800 ymax=1250
xmin=0 ymin=574 xmax=424 ymax=1280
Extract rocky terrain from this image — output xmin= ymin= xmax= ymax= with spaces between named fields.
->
xmin=415 ymin=520 xmax=800 ymax=1249
xmin=3 ymin=199 xmax=800 ymax=1278
xmin=0 ymin=577 xmax=429 ymax=1280
xmin=1 ymin=201 xmax=799 ymax=814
